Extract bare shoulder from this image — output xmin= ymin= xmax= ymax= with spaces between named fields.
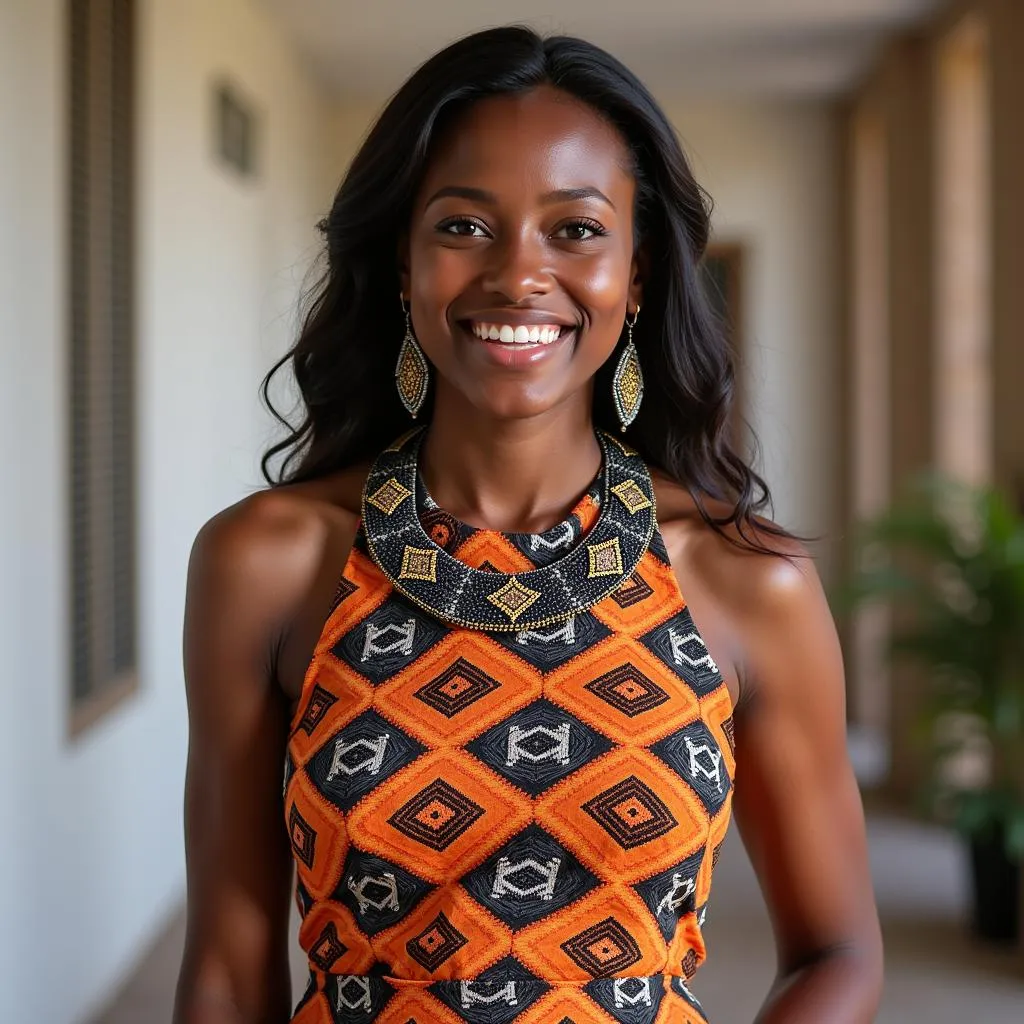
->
xmin=651 ymin=472 xmax=833 ymax=702
xmin=186 ymin=464 xmax=371 ymax=670
xmin=191 ymin=469 xmax=360 ymax=586
xmin=652 ymin=471 xmax=817 ymax=597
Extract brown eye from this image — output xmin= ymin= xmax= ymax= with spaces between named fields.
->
xmin=554 ymin=219 xmax=607 ymax=241
xmin=437 ymin=217 xmax=489 ymax=238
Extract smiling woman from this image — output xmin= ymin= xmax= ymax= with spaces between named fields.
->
xmin=175 ymin=26 xmax=882 ymax=1024
xmin=403 ymin=87 xmax=641 ymax=423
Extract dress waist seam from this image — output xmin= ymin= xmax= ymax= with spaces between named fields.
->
xmin=310 ymin=968 xmax=692 ymax=985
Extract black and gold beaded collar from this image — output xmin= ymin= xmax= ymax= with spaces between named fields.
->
xmin=361 ymin=429 xmax=657 ymax=632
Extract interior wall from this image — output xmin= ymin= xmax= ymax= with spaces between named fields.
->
xmin=0 ymin=0 xmax=336 ymax=1020
xmin=0 ymin=4 xmax=44 ymax=1020
xmin=661 ymin=98 xmax=844 ymax=577
xmin=846 ymin=98 xmax=892 ymax=738
xmin=934 ymin=14 xmax=992 ymax=486
xmin=986 ymin=0 xmax=1024 ymax=500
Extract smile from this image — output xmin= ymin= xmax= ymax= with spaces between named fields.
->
xmin=469 ymin=322 xmax=564 ymax=345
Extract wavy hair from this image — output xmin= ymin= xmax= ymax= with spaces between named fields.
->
xmin=262 ymin=25 xmax=784 ymax=550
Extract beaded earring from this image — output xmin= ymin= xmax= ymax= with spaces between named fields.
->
xmin=612 ymin=305 xmax=643 ymax=431
xmin=395 ymin=294 xmax=430 ymax=418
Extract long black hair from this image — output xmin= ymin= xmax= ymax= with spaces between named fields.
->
xmin=262 ymin=25 xmax=784 ymax=549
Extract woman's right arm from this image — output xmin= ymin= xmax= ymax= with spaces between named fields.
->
xmin=173 ymin=495 xmax=329 ymax=1024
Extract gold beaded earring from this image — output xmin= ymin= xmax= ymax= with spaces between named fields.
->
xmin=612 ymin=305 xmax=643 ymax=431
xmin=395 ymin=293 xmax=430 ymax=418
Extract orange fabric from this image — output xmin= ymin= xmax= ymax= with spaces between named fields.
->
xmin=284 ymin=487 xmax=734 ymax=1022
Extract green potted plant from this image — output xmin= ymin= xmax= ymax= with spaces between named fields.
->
xmin=846 ymin=474 xmax=1024 ymax=943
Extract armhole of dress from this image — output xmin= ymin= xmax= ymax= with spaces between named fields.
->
xmin=649 ymin=523 xmax=737 ymax=722
xmin=288 ymin=517 xmax=365 ymax=733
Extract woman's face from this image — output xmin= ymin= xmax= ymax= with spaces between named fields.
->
xmin=403 ymin=85 xmax=642 ymax=423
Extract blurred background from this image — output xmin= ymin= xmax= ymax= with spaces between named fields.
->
xmin=2 ymin=0 xmax=1023 ymax=1020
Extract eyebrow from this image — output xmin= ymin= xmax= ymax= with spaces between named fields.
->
xmin=543 ymin=187 xmax=615 ymax=210
xmin=424 ymin=185 xmax=615 ymax=211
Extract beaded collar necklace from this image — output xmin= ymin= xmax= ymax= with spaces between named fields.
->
xmin=361 ymin=428 xmax=657 ymax=632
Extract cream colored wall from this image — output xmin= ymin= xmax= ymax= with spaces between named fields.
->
xmin=0 ymin=4 xmax=48 ymax=1019
xmin=0 ymin=0 xmax=336 ymax=1020
xmin=668 ymin=99 xmax=843 ymax=574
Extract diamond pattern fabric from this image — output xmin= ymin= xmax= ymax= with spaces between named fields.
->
xmin=285 ymin=462 xmax=735 ymax=1024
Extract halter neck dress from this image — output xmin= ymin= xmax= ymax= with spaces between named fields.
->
xmin=285 ymin=431 xmax=736 ymax=1023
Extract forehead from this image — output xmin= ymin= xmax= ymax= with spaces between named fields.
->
xmin=419 ymin=86 xmax=635 ymax=203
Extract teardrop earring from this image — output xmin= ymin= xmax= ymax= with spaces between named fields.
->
xmin=395 ymin=294 xmax=430 ymax=418
xmin=612 ymin=305 xmax=643 ymax=431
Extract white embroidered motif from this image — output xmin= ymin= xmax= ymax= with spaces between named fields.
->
xmin=346 ymin=871 xmax=400 ymax=915
xmin=668 ymin=629 xmax=719 ymax=673
xmin=614 ymin=977 xmax=653 ymax=1008
xmin=361 ymin=619 xmax=416 ymax=661
xmin=326 ymin=734 xmax=389 ymax=782
xmin=491 ymin=855 xmax=562 ymax=900
xmin=699 ymin=904 xmax=708 ymax=927
xmin=656 ymin=872 xmax=697 ymax=916
xmin=528 ymin=521 xmax=574 ymax=553
xmin=515 ymin=617 xmax=576 ymax=646
xmin=685 ymin=735 xmax=724 ymax=792
xmin=460 ymin=980 xmax=518 ymax=1008
xmin=336 ymin=976 xmax=372 ymax=1012
xmin=506 ymin=722 xmax=571 ymax=766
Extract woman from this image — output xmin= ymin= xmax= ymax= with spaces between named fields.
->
xmin=175 ymin=26 xmax=882 ymax=1024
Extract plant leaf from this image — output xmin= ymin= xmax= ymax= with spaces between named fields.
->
xmin=1006 ymin=809 xmax=1024 ymax=860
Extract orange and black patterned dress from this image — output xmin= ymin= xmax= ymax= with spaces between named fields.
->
xmin=285 ymin=431 xmax=736 ymax=1023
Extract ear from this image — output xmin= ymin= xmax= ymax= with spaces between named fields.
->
xmin=397 ymin=231 xmax=411 ymax=297
xmin=628 ymin=245 xmax=647 ymax=313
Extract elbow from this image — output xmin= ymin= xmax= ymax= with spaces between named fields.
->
xmin=173 ymin=983 xmax=246 ymax=1024
xmin=772 ymin=927 xmax=885 ymax=1023
xmin=843 ymin=914 xmax=885 ymax=1011
xmin=174 ymin=975 xmax=291 ymax=1024
xmin=174 ymin=962 xmax=247 ymax=1024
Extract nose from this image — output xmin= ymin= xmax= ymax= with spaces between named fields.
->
xmin=479 ymin=230 xmax=553 ymax=303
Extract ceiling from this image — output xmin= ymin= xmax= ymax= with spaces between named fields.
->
xmin=258 ymin=0 xmax=945 ymax=100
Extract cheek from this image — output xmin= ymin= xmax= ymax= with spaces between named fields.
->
xmin=585 ymin=263 xmax=626 ymax=303
xmin=574 ymin=254 xmax=632 ymax=324
xmin=412 ymin=244 xmax=476 ymax=306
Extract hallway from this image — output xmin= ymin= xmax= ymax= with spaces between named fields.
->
xmin=5 ymin=1 xmax=1024 ymax=1020
xmin=95 ymin=814 xmax=1024 ymax=1022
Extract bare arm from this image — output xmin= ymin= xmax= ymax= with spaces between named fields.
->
xmin=732 ymin=551 xmax=883 ymax=1023
xmin=173 ymin=497 xmax=330 ymax=1024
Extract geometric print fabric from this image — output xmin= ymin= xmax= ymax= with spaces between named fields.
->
xmin=465 ymin=699 xmax=615 ymax=797
xmin=460 ymin=823 xmax=602 ymax=930
xmin=285 ymin=477 xmax=734 ymax=1023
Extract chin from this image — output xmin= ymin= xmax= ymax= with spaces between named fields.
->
xmin=478 ymin=400 xmax=558 ymax=423
xmin=466 ymin=386 xmax=568 ymax=424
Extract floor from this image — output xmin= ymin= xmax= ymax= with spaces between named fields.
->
xmin=93 ymin=815 xmax=1024 ymax=1023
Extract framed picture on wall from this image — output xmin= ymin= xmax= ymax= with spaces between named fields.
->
xmin=214 ymin=79 xmax=260 ymax=179
xmin=700 ymin=243 xmax=746 ymax=448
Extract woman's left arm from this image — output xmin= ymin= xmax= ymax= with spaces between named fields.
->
xmin=731 ymin=551 xmax=883 ymax=1023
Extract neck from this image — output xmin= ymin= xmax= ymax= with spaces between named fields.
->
xmin=419 ymin=394 xmax=602 ymax=535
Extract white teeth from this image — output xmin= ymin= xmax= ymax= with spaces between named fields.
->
xmin=470 ymin=322 xmax=566 ymax=345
